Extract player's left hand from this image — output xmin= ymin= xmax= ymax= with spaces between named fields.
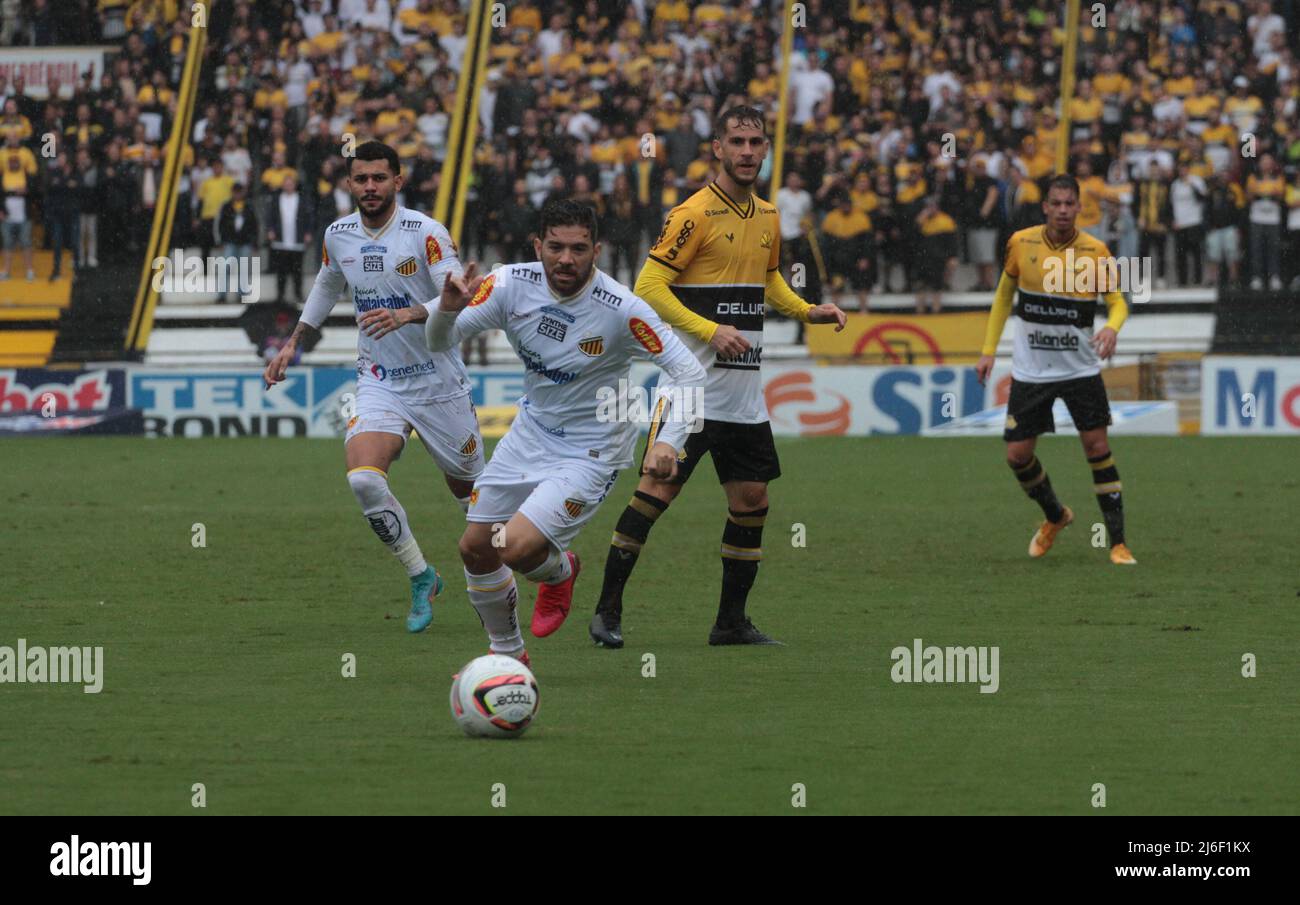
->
xmin=643 ymin=441 xmax=679 ymax=481
xmin=1092 ymin=326 xmax=1118 ymax=360
xmin=807 ymin=303 xmax=848 ymax=332
xmin=358 ymin=305 xmax=421 ymax=340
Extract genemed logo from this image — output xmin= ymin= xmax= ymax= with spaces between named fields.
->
xmin=370 ymin=361 xmax=437 ymax=381
xmin=765 ymin=371 xmax=850 ymax=435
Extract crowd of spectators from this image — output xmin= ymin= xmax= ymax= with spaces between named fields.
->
xmin=3 ymin=0 xmax=1300 ymax=311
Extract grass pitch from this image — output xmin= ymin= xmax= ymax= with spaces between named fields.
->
xmin=2 ymin=436 xmax=1297 ymax=815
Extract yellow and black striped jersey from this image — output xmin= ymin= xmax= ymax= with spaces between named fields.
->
xmin=996 ymin=225 xmax=1127 ymax=382
xmin=643 ymin=182 xmax=782 ymax=422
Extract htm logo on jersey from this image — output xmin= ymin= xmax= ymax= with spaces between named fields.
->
xmin=629 ymin=317 xmax=663 ymax=354
xmin=400 ymin=219 xmax=422 ymax=230
xmin=395 ymin=256 xmax=418 ymax=276
xmin=469 ymin=274 xmax=495 ymax=306
xmin=50 ymin=836 xmax=150 ymax=885
xmin=591 ymin=285 xmax=622 ymax=308
xmin=577 ymin=336 xmax=605 ymax=357
xmin=425 ymin=235 xmax=442 ymax=265
xmin=511 ymin=266 xmax=542 ymax=283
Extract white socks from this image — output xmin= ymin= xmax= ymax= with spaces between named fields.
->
xmin=465 ymin=564 xmax=524 ymax=655
xmin=523 ymin=547 xmax=571 ymax=584
xmin=347 ymin=467 xmax=427 ymax=577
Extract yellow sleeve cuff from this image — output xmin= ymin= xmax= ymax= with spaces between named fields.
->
xmin=764 ymin=268 xmax=814 ymax=322
xmin=1103 ymin=290 xmax=1128 ymax=332
xmin=633 ymin=259 xmax=718 ymax=343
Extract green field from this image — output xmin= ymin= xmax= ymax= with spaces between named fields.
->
xmin=2 ymin=436 xmax=1297 ymax=815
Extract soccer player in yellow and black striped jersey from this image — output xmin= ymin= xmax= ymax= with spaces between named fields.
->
xmin=590 ymin=105 xmax=847 ymax=648
xmin=976 ymin=173 xmax=1137 ymax=566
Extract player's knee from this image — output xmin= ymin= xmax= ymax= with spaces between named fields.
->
xmin=1083 ymin=439 xmax=1110 ymax=459
xmin=346 ymin=467 xmax=388 ymax=508
xmin=735 ymin=484 xmax=768 ymax=511
xmin=499 ymin=536 xmax=547 ymax=572
xmin=458 ymin=531 xmax=493 ymax=570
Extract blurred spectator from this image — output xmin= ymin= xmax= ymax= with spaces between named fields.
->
xmin=602 ymin=172 xmax=640 ymax=284
xmin=195 ymin=158 xmax=233 ymax=262
xmin=776 ymin=169 xmax=813 ymax=283
xmin=496 ymin=177 xmax=537 ymax=263
xmin=266 ymin=174 xmax=314 ymax=304
xmin=0 ymin=131 xmax=37 ymax=280
xmin=1136 ymin=160 xmax=1172 ymax=289
xmin=1246 ymin=152 xmax=1285 ymax=290
xmin=214 ymin=182 xmax=258 ymax=303
xmin=75 ymin=145 xmax=101 ymax=269
xmin=820 ymin=192 xmax=873 ymax=314
xmin=1205 ymin=171 xmax=1244 ymax=288
xmin=915 ymin=196 xmax=957 ymax=314
xmin=965 ymin=158 xmax=1001 ymax=291
xmin=1170 ymin=161 xmax=1207 ymax=286
xmin=43 ymin=150 xmax=81 ymax=280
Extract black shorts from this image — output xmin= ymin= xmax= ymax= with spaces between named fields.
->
xmin=1003 ymin=374 xmax=1112 ymax=441
xmin=642 ymin=418 xmax=782 ymax=485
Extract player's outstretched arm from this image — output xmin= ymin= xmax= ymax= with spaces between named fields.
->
xmin=976 ymin=271 xmax=1017 ymax=385
xmin=425 ymin=263 xmax=504 ymax=352
xmin=624 ymin=299 xmax=708 ymax=480
xmin=1093 ymin=289 xmax=1129 ymax=360
xmin=264 ymin=260 xmax=346 ymax=388
xmin=763 ymin=267 xmax=846 ymax=330
xmin=634 ymin=258 xmax=749 ymax=357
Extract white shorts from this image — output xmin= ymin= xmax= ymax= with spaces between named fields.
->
xmin=345 ymin=383 xmax=485 ymax=481
xmin=466 ymin=417 xmax=620 ymax=552
xmin=968 ymin=228 xmax=998 ymax=265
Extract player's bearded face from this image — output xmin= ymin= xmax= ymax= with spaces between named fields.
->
xmin=715 ymin=123 xmax=768 ymax=187
xmin=536 ymin=226 xmax=599 ymax=296
xmin=349 ymin=162 xmax=400 ymax=219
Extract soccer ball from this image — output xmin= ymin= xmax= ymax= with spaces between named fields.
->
xmin=449 ymin=654 xmax=540 ymax=738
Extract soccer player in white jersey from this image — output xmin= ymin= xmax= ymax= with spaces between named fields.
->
xmin=264 ymin=141 xmax=485 ymax=632
xmin=425 ymin=200 xmax=707 ymax=665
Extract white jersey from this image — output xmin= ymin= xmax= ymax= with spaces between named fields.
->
xmin=426 ymin=262 xmax=706 ymax=468
xmin=301 ymin=205 xmax=470 ymax=401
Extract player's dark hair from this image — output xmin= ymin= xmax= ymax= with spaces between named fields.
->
xmin=1045 ymin=173 xmax=1081 ymax=200
xmin=347 ymin=140 xmax=400 ymax=176
xmin=539 ymin=198 xmax=599 ymax=243
xmin=714 ymin=104 xmax=767 ymax=141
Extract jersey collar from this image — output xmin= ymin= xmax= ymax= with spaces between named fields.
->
xmin=359 ymin=205 xmax=400 ymax=242
xmin=1041 ymin=225 xmax=1078 ymax=250
xmin=708 ymin=181 xmax=755 ymax=219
